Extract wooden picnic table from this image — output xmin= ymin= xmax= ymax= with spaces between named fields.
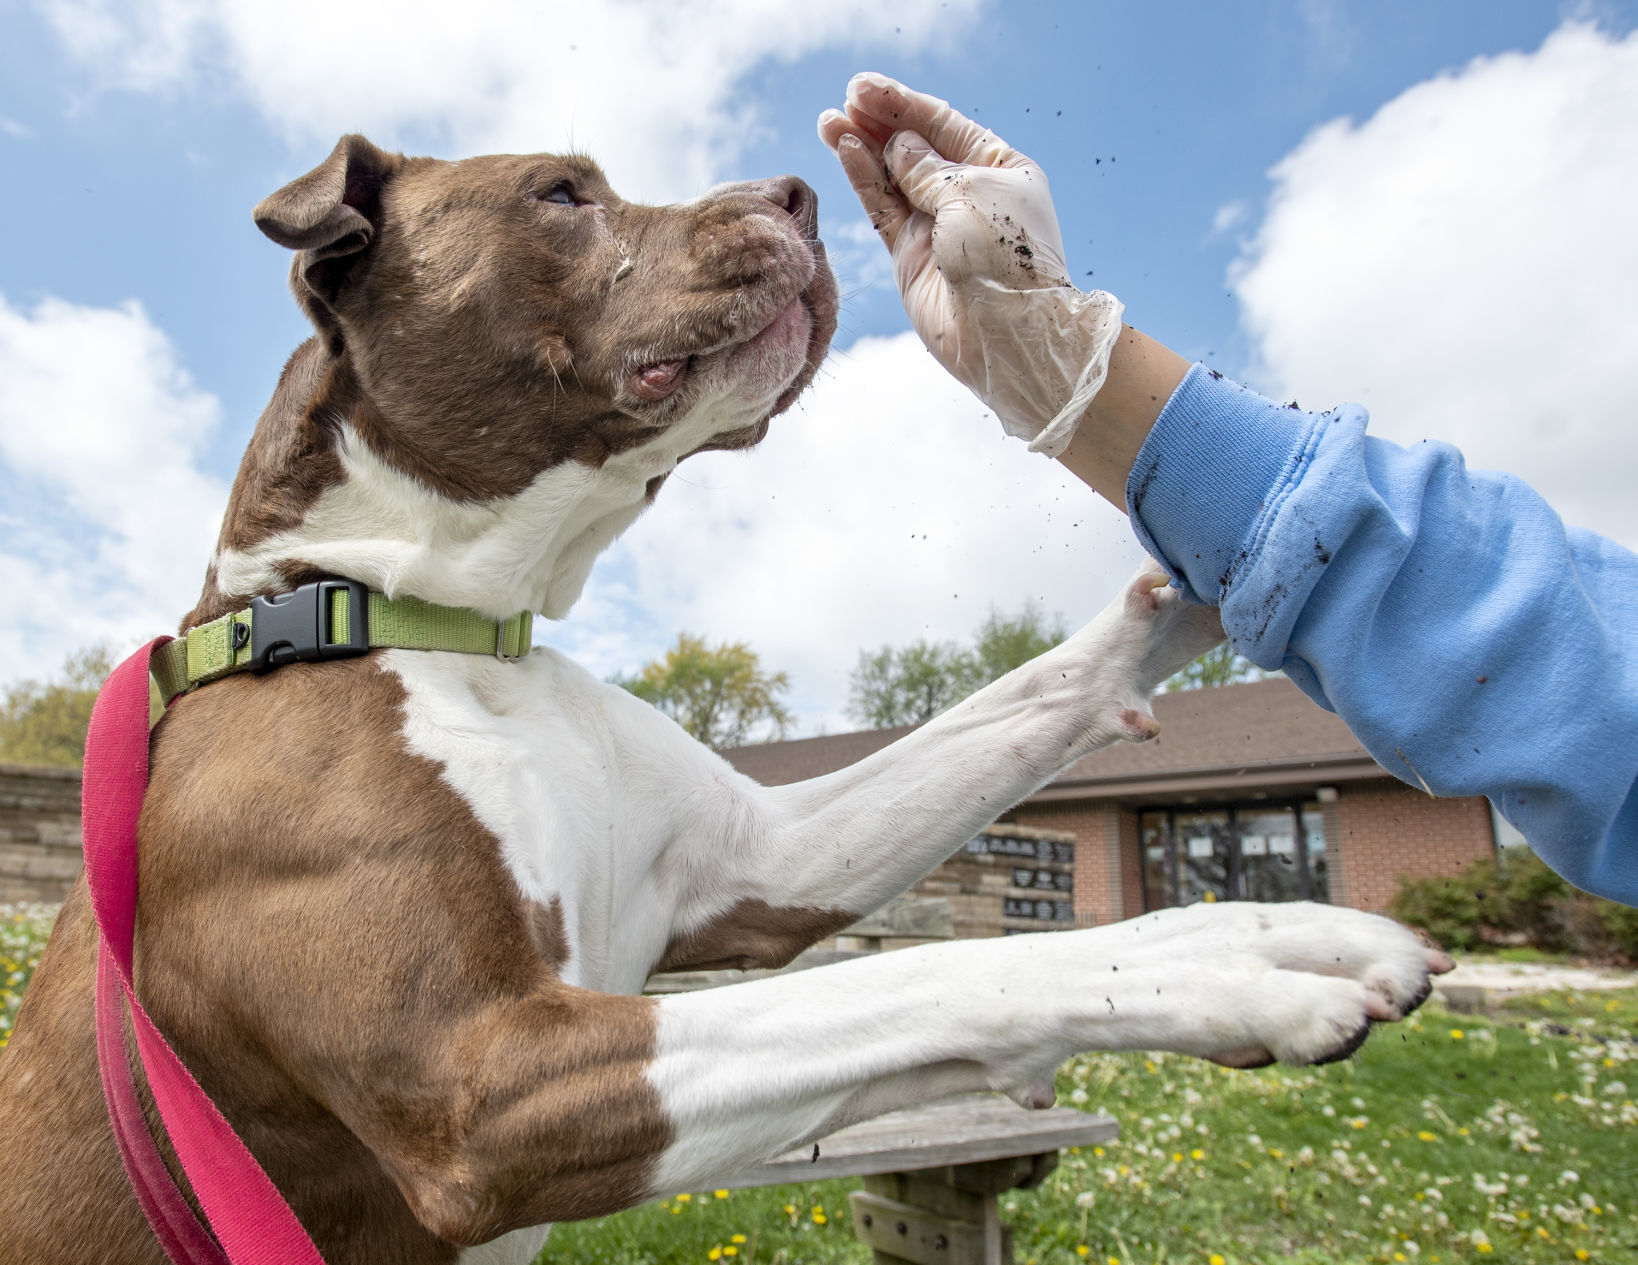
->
xmin=717 ymin=1095 xmax=1119 ymax=1265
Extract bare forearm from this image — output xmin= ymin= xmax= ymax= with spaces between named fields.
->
xmin=1056 ymin=324 xmax=1190 ymax=509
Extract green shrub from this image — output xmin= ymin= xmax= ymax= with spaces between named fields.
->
xmin=1389 ymin=869 xmax=1484 ymax=951
xmin=1392 ymin=845 xmax=1636 ymax=963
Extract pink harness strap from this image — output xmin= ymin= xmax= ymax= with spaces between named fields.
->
xmin=84 ymin=638 xmax=328 ymax=1265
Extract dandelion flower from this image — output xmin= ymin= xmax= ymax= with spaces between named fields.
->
xmin=1417 ymin=1131 xmax=1439 ymax=1142
xmin=1076 ymin=1248 xmax=1090 ymax=1258
xmin=723 ymin=1248 xmax=738 ymax=1257
xmin=730 ymin=1235 xmax=745 ymax=1244
xmin=1576 ymin=1250 xmax=1590 ymax=1261
xmin=1449 ymin=1029 xmax=1464 ymax=1041
xmin=1191 ymin=1148 xmax=1205 ymax=1160
xmin=1209 ymin=1255 xmax=1226 ymax=1265
xmin=676 ymin=1193 xmax=692 ymax=1202
xmin=812 ymin=1211 xmax=828 ymax=1225
xmin=714 ymin=1189 xmax=728 ymax=1200
xmin=707 ymin=1250 xmax=721 ymax=1262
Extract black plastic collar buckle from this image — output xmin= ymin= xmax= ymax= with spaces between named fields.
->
xmin=248 ymin=579 xmax=370 ymax=671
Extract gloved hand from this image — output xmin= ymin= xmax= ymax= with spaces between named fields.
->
xmin=819 ymin=72 xmax=1123 ymax=458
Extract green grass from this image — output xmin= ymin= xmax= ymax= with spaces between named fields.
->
xmin=0 ymin=903 xmax=58 ymax=1051
xmin=4 ymin=909 xmax=1633 ymax=1264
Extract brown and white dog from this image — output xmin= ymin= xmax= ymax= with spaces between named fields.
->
xmin=0 ymin=137 xmax=1448 ymax=1265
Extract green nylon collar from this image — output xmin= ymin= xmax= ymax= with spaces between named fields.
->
xmin=150 ymin=587 xmax=534 ymax=710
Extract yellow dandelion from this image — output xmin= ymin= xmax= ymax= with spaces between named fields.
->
xmin=1576 ymin=1250 xmax=1590 ymax=1261
xmin=1145 ymin=1060 xmax=1158 ymax=1074
xmin=1417 ymin=1131 xmax=1438 ymax=1142
xmin=1350 ymin=1119 xmax=1367 ymax=1130
xmin=707 ymin=1250 xmax=721 ymax=1262
xmin=1449 ymin=1029 xmax=1464 ymax=1040
xmin=782 ymin=1204 xmax=794 ymax=1215
xmin=676 ymin=1193 xmax=692 ymax=1202
xmin=1394 ymin=1255 xmax=1406 ymax=1262
xmin=1457 ymin=1127 xmax=1470 ymax=1136
xmin=1093 ymin=1146 xmax=1105 ymax=1157
xmin=1209 ymin=1255 xmax=1226 ymax=1265
xmin=812 ymin=1211 xmax=828 ymax=1225
xmin=731 ymin=1235 xmax=746 ymax=1245
xmin=723 ymin=1249 xmax=738 ymax=1258
xmin=714 ymin=1189 xmax=728 ymax=1200
xmin=1476 ymin=1244 xmax=1492 ymax=1255
xmin=1191 ymin=1148 xmax=1205 ymax=1160
xmin=1604 ymin=1057 xmax=1616 ymax=1068
xmin=1076 ymin=1248 xmax=1090 ymax=1259
xmin=1267 ymin=1148 xmax=1283 ymax=1159
xmin=1172 ymin=1152 xmax=1183 ymax=1163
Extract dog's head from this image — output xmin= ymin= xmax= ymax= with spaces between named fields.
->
xmin=193 ymin=136 xmax=837 ymax=626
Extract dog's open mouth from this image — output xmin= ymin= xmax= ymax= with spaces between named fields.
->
xmin=629 ymin=268 xmax=834 ymax=416
xmin=632 ymin=358 xmax=689 ymax=401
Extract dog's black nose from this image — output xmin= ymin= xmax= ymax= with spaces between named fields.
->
xmin=741 ymin=176 xmax=818 ymax=238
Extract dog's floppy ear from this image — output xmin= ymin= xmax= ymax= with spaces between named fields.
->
xmin=254 ymin=134 xmax=399 ymax=257
xmin=254 ymin=135 xmax=402 ymax=338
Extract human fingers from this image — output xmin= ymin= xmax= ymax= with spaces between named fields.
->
xmin=846 ymin=71 xmax=1016 ymax=167
xmin=835 ymin=132 xmax=912 ymax=254
xmin=818 ymin=107 xmax=883 ymax=162
xmin=881 ymin=130 xmax=963 ymax=218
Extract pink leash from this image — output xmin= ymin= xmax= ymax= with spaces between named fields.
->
xmin=84 ymin=638 xmax=328 ymax=1265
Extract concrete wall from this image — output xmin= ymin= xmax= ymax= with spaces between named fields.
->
xmin=1 ymin=762 xmax=83 ymax=904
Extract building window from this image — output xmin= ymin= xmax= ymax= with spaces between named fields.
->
xmin=1139 ymin=802 xmax=1330 ymax=909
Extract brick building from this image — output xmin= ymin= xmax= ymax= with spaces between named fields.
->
xmin=723 ymin=678 xmax=1505 ymax=925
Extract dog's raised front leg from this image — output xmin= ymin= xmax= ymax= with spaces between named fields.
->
xmin=658 ymin=563 xmax=1223 ymax=971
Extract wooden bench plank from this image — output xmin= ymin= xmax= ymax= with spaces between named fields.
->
xmin=717 ymin=1096 xmax=1118 ymax=1189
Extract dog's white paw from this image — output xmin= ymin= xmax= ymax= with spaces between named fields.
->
xmin=1164 ymin=902 xmax=1453 ymax=1067
xmin=1121 ymin=562 xmax=1228 ymax=697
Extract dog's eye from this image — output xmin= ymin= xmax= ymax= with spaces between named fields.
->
xmin=536 ymin=182 xmax=579 ymax=207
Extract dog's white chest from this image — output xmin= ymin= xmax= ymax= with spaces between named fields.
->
xmin=383 ymin=647 xmax=719 ymax=994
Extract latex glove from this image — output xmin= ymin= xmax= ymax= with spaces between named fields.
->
xmin=819 ymin=72 xmax=1122 ymax=458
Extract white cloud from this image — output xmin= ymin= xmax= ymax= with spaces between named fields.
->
xmin=38 ymin=0 xmax=982 ymax=201
xmin=0 ymin=295 xmax=228 ymax=682
xmin=543 ymin=332 xmax=1150 ymax=733
xmin=0 ymin=117 xmax=35 ymax=140
xmin=1211 ymin=200 xmax=1247 ymax=236
xmin=1231 ymin=20 xmax=1638 ymax=547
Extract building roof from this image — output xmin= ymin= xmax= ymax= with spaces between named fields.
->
xmin=723 ymin=678 xmax=1386 ymax=802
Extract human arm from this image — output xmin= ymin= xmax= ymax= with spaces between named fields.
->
xmin=1127 ymin=366 xmax=1638 ymax=905
xmin=821 ymin=73 xmax=1638 ymax=904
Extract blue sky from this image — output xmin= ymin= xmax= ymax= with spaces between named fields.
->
xmin=3 ymin=1 xmax=1635 ymax=732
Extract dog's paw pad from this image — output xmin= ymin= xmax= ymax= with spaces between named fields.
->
xmin=1119 ymin=707 xmax=1161 ymax=742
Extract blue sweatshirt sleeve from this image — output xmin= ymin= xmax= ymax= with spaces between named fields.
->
xmin=1126 ymin=364 xmax=1638 ymax=906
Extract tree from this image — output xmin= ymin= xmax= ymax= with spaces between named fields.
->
xmin=0 ymin=645 xmax=117 ymax=768
xmin=970 ymin=605 xmax=1069 ymax=682
xmin=615 ymin=634 xmax=792 ymax=748
xmin=847 ymin=604 xmax=1069 ymax=729
xmin=1163 ymin=642 xmax=1263 ymax=692
xmin=847 ymin=640 xmax=977 ymax=729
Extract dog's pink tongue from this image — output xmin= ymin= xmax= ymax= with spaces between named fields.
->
xmin=634 ymin=360 xmax=686 ymax=401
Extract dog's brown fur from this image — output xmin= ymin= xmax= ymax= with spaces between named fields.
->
xmin=0 ymin=134 xmax=837 ymax=1263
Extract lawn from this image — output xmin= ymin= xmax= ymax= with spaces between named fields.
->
xmin=3 ymin=905 xmax=1633 ymax=1264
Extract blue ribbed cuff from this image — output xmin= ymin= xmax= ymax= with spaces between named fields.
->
xmin=1126 ymin=364 xmax=1324 ymax=606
